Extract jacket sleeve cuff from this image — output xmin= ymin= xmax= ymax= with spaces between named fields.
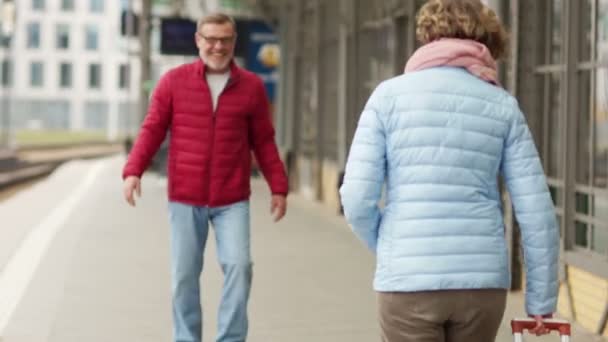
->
xmin=122 ymin=168 xmax=143 ymax=180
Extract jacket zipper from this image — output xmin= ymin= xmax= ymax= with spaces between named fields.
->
xmin=205 ymin=77 xmax=236 ymax=204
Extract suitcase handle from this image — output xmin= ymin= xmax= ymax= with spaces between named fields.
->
xmin=511 ymin=318 xmax=571 ymax=336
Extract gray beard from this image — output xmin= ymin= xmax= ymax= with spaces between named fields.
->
xmin=201 ymin=56 xmax=230 ymax=72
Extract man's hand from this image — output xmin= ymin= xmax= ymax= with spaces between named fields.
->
xmin=270 ymin=194 xmax=287 ymax=222
xmin=529 ymin=314 xmax=552 ymax=336
xmin=123 ymin=176 xmax=141 ymax=207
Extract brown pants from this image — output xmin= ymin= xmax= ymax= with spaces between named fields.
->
xmin=378 ymin=289 xmax=507 ymax=342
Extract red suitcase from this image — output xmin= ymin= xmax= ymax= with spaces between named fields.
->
xmin=511 ymin=318 xmax=571 ymax=342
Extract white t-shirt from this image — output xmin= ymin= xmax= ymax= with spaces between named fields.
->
xmin=205 ymin=71 xmax=230 ymax=111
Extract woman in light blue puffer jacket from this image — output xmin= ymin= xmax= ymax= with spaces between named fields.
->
xmin=339 ymin=1 xmax=559 ymax=341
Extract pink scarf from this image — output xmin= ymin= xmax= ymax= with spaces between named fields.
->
xmin=404 ymin=38 xmax=499 ymax=86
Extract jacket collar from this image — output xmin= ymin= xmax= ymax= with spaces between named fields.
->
xmin=195 ymin=58 xmax=242 ymax=83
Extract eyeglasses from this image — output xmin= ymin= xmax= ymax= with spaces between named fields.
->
xmin=198 ymin=34 xmax=235 ymax=45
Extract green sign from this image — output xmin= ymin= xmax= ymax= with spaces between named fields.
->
xmin=220 ymin=0 xmax=243 ymax=10
xmin=142 ymin=79 xmax=155 ymax=93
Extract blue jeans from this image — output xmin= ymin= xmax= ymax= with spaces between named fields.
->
xmin=169 ymin=201 xmax=252 ymax=342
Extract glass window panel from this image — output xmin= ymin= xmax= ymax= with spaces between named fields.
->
xmin=30 ymin=62 xmax=43 ymax=87
xmin=596 ymin=68 xmax=608 ymax=187
xmin=576 ymin=192 xmax=590 ymax=214
xmin=599 ymin=0 xmax=608 ymax=65
xmin=32 ymin=0 xmax=44 ymax=10
xmin=579 ymin=0 xmax=593 ymax=63
xmin=549 ymin=185 xmax=561 ymax=205
xmin=56 ymin=24 xmax=69 ymax=49
xmin=575 ymin=221 xmax=589 ymax=248
xmin=394 ymin=15 xmax=409 ymax=74
xmin=90 ymin=0 xmax=104 ymax=13
xmin=85 ymin=25 xmax=99 ymax=50
xmin=61 ymin=0 xmax=74 ymax=10
xmin=27 ymin=22 xmax=40 ymax=49
xmin=577 ymin=70 xmax=592 ymax=184
xmin=550 ymin=0 xmax=562 ymax=64
xmin=119 ymin=64 xmax=129 ymax=89
xmin=594 ymin=193 xmax=608 ymax=222
xmin=88 ymin=63 xmax=101 ymax=89
xmin=542 ymin=73 xmax=562 ymax=177
xmin=1 ymin=59 xmax=13 ymax=87
xmin=591 ymin=226 xmax=608 ymax=255
xmin=118 ymin=101 xmax=137 ymax=134
xmin=596 ymin=2 xmax=608 ymax=187
xmin=13 ymin=100 xmax=71 ymax=129
xmin=84 ymin=101 xmax=108 ymax=130
xmin=59 ymin=63 xmax=72 ymax=88
xmin=0 ymin=36 xmax=9 ymax=48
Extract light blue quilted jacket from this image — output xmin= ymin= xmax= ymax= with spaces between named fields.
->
xmin=339 ymin=67 xmax=559 ymax=315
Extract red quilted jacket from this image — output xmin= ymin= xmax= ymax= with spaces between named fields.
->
xmin=122 ymin=59 xmax=288 ymax=207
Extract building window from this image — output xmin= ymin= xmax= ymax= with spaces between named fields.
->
xmin=0 ymin=36 xmax=10 ymax=48
xmin=59 ymin=63 xmax=72 ymax=88
xmin=30 ymin=62 xmax=44 ymax=87
xmin=119 ymin=64 xmax=130 ymax=89
xmin=595 ymin=0 xmax=608 ymax=190
xmin=32 ymin=0 xmax=44 ymax=10
xmin=84 ymin=101 xmax=109 ymax=130
xmin=515 ymin=0 xmax=608 ymax=270
xmin=90 ymin=0 xmax=104 ymax=13
xmin=559 ymin=0 xmax=608 ymax=260
xmin=27 ymin=22 xmax=41 ymax=49
xmin=523 ymin=1 xmax=565 ymax=254
xmin=56 ymin=24 xmax=70 ymax=49
xmin=537 ymin=0 xmax=563 ymax=176
xmin=85 ymin=25 xmax=99 ymax=50
xmin=88 ymin=63 xmax=101 ymax=89
xmin=61 ymin=0 xmax=74 ymax=11
xmin=1 ymin=59 xmax=13 ymax=87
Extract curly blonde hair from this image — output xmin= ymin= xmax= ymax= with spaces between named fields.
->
xmin=416 ymin=0 xmax=509 ymax=60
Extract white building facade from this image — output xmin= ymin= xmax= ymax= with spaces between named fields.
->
xmin=0 ymin=0 xmax=140 ymax=140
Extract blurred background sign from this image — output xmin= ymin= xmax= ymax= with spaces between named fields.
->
xmin=243 ymin=19 xmax=278 ymax=103
xmin=160 ymin=17 xmax=197 ymax=56
xmin=220 ymin=0 xmax=246 ymax=12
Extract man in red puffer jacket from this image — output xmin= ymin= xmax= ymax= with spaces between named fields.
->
xmin=122 ymin=13 xmax=287 ymax=342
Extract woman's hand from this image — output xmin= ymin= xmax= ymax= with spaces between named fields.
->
xmin=529 ymin=314 xmax=553 ymax=336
